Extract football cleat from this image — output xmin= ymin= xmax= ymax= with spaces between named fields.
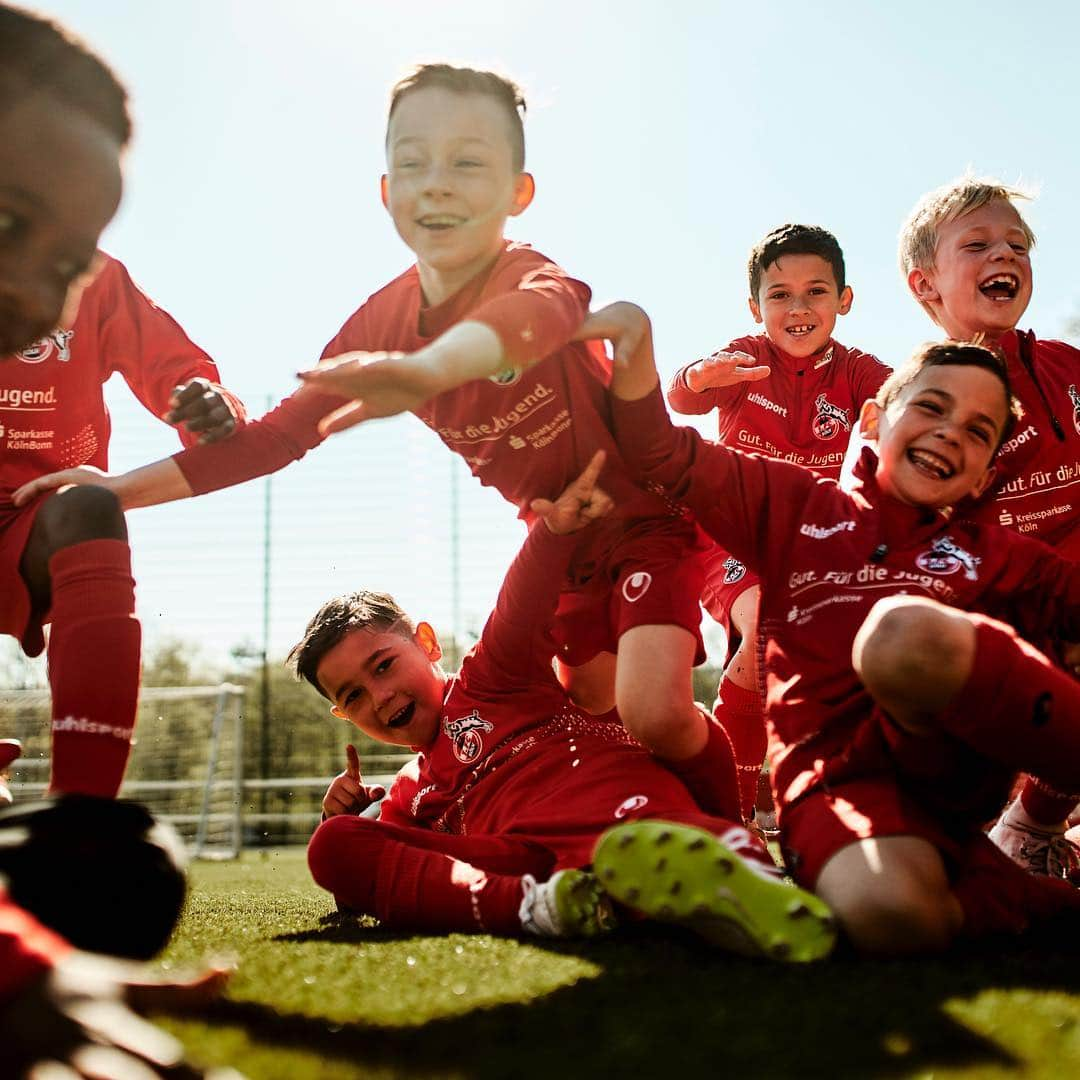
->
xmin=593 ymin=819 xmax=837 ymax=962
xmin=519 ymin=869 xmax=617 ymax=938
xmin=989 ymin=808 xmax=1080 ymax=883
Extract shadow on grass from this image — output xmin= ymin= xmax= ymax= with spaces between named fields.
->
xmin=197 ymin=918 xmax=1080 ymax=1079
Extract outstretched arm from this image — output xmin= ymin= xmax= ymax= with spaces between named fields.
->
xmin=12 ymin=457 xmax=193 ymax=511
xmin=298 ymin=321 xmax=505 ymax=435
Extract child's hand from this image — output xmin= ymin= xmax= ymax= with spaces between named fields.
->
xmin=322 ymin=744 xmax=386 ymax=818
xmin=297 ymin=351 xmax=443 ymax=435
xmin=530 ymin=450 xmax=613 ymax=534
xmin=685 ymin=351 xmax=771 ymax=392
xmin=574 ymin=302 xmax=652 ymax=367
xmin=11 ymin=466 xmax=116 ymax=507
xmin=165 ymin=378 xmax=239 ymax=443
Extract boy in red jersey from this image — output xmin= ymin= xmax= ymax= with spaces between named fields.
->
xmin=299 ymin=452 xmax=837 ymax=962
xmin=899 ymin=177 xmax=1080 ymax=878
xmin=586 ymin=301 xmax=1080 ymax=954
xmin=667 ymin=225 xmax=889 ymax=824
xmin=1 ymin=254 xmax=245 ymax=799
xmin=18 ymin=64 xmax=735 ymax=818
xmin=0 ymin=7 xmax=230 ymax=1074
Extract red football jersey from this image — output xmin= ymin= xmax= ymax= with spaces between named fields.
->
xmin=965 ymin=330 xmax=1080 ymax=556
xmin=613 ymin=387 xmax=1080 ymax=812
xmin=667 ymin=334 xmax=889 ymax=480
xmin=175 ymin=242 xmax=689 ymax=566
xmin=0 ymin=253 xmax=243 ymax=504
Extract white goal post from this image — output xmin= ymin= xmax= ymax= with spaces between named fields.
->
xmin=1 ymin=684 xmax=245 ymax=859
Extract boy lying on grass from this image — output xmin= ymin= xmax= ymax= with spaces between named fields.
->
xmin=294 ymin=453 xmax=836 ymax=963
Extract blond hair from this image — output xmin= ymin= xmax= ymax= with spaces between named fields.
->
xmin=898 ymin=176 xmax=1036 ymax=278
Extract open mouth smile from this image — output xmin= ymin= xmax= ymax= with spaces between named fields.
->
xmin=386 ymin=702 xmax=416 ymax=729
xmin=978 ymin=274 xmax=1020 ymax=302
xmin=785 ymin=324 xmax=817 ymax=337
xmin=417 ymin=214 xmax=466 ymax=231
xmin=908 ymin=448 xmax=955 ymax=480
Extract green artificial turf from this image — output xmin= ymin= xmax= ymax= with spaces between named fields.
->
xmin=152 ymin=849 xmax=1080 ymax=1079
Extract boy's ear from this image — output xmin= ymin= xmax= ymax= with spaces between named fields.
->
xmin=969 ymin=463 xmax=997 ymax=501
xmin=330 ymin=704 xmax=345 ymax=720
xmin=838 ymin=285 xmax=854 ymax=316
xmin=858 ymin=398 xmax=882 ymax=442
xmin=509 ymin=173 xmax=535 ymax=217
xmin=380 ymin=174 xmax=390 ymax=210
xmin=907 ymin=267 xmax=939 ymax=304
xmin=415 ymin=621 xmax=442 ymax=662
xmin=748 ymin=296 xmax=763 ymax=324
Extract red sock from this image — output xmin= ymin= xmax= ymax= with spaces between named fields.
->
xmin=308 ymin=816 xmax=528 ymax=933
xmin=1019 ymin=776 xmax=1080 ymax=827
xmin=937 ymin=615 xmax=1080 ymax=793
xmin=662 ymin=714 xmax=741 ymax=822
xmin=46 ymin=540 xmax=140 ymax=797
xmin=713 ymin=677 xmax=766 ymax=822
xmin=951 ymin=833 xmax=1080 ymax=937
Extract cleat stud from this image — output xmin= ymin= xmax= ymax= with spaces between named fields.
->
xmin=788 ymin=903 xmax=810 ymax=920
xmin=655 ymin=857 xmax=668 ymax=871
xmin=655 ymin=830 xmax=673 ymax=845
xmin=688 ymin=838 xmax=707 ymax=851
xmin=618 ymin=834 xmax=636 ymax=849
xmin=602 ymin=868 xmax=616 ymax=882
xmin=625 ymin=887 xmax=640 ymax=902
xmin=716 ymin=858 xmax=734 ymax=874
xmin=669 ymin=881 xmax=682 ymax=896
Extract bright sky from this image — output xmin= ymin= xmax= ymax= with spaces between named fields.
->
xmin=13 ymin=0 xmax=1080 ymax=674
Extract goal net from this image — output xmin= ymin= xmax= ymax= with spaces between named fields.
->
xmin=0 ymin=684 xmax=245 ymax=859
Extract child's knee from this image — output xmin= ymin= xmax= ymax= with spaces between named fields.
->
xmin=853 ymin=597 xmax=973 ymax=711
xmin=38 ymin=485 xmax=127 ymax=548
xmin=308 ymin=814 xmax=375 ymax=894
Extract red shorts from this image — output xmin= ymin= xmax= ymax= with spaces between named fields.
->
xmin=0 ymin=499 xmax=47 ymax=655
xmin=454 ymin=737 xmax=735 ymax=871
xmin=700 ymin=540 xmax=759 ymax=639
xmin=779 ymin=777 xmax=964 ymax=889
xmin=552 ymin=517 xmax=706 ymax=668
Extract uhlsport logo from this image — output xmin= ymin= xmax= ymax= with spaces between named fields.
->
xmin=614 ymin=794 xmax=649 ymax=819
xmin=621 ymin=571 xmax=653 ymax=603
xmin=442 ymin=709 xmax=494 ymax=764
xmin=722 ymin=557 xmax=746 ymax=585
xmin=17 ymin=330 xmax=74 ymax=364
xmin=915 ymin=536 xmax=981 ymax=581
xmin=811 ymin=393 xmax=851 ymax=441
xmin=1068 ymin=385 xmax=1080 ymax=436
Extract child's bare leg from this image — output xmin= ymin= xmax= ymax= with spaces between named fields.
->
xmin=616 ymin=624 xmax=740 ymax=820
xmin=854 ymin=597 xmax=1080 ymax=792
xmin=557 ymin=651 xmax=617 ymax=715
xmin=815 ymin=835 xmax=963 ymax=954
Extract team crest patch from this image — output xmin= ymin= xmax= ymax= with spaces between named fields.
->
xmin=1068 ymin=385 xmax=1080 ymax=436
xmin=614 ymin=795 xmax=649 ymax=819
xmin=811 ymin=393 xmax=850 ymax=441
xmin=915 ymin=536 xmax=981 ymax=581
xmin=489 ymin=367 xmax=522 ymax=387
xmin=442 ymin=709 xmax=494 ymax=764
xmin=622 ymin=571 xmax=653 ymax=603
xmin=722 ymin=557 xmax=746 ymax=585
xmin=16 ymin=330 xmax=73 ymax=364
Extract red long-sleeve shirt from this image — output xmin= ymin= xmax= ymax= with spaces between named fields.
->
xmin=667 ymin=335 xmax=889 ymax=479
xmin=173 ymin=242 xmax=686 ymax=568
xmin=967 ymin=330 xmax=1080 ymax=557
xmin=0 ymin=253 xmax=244 ymax=505
xmin=613 ymin=386 xmax=1080 ymax=811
